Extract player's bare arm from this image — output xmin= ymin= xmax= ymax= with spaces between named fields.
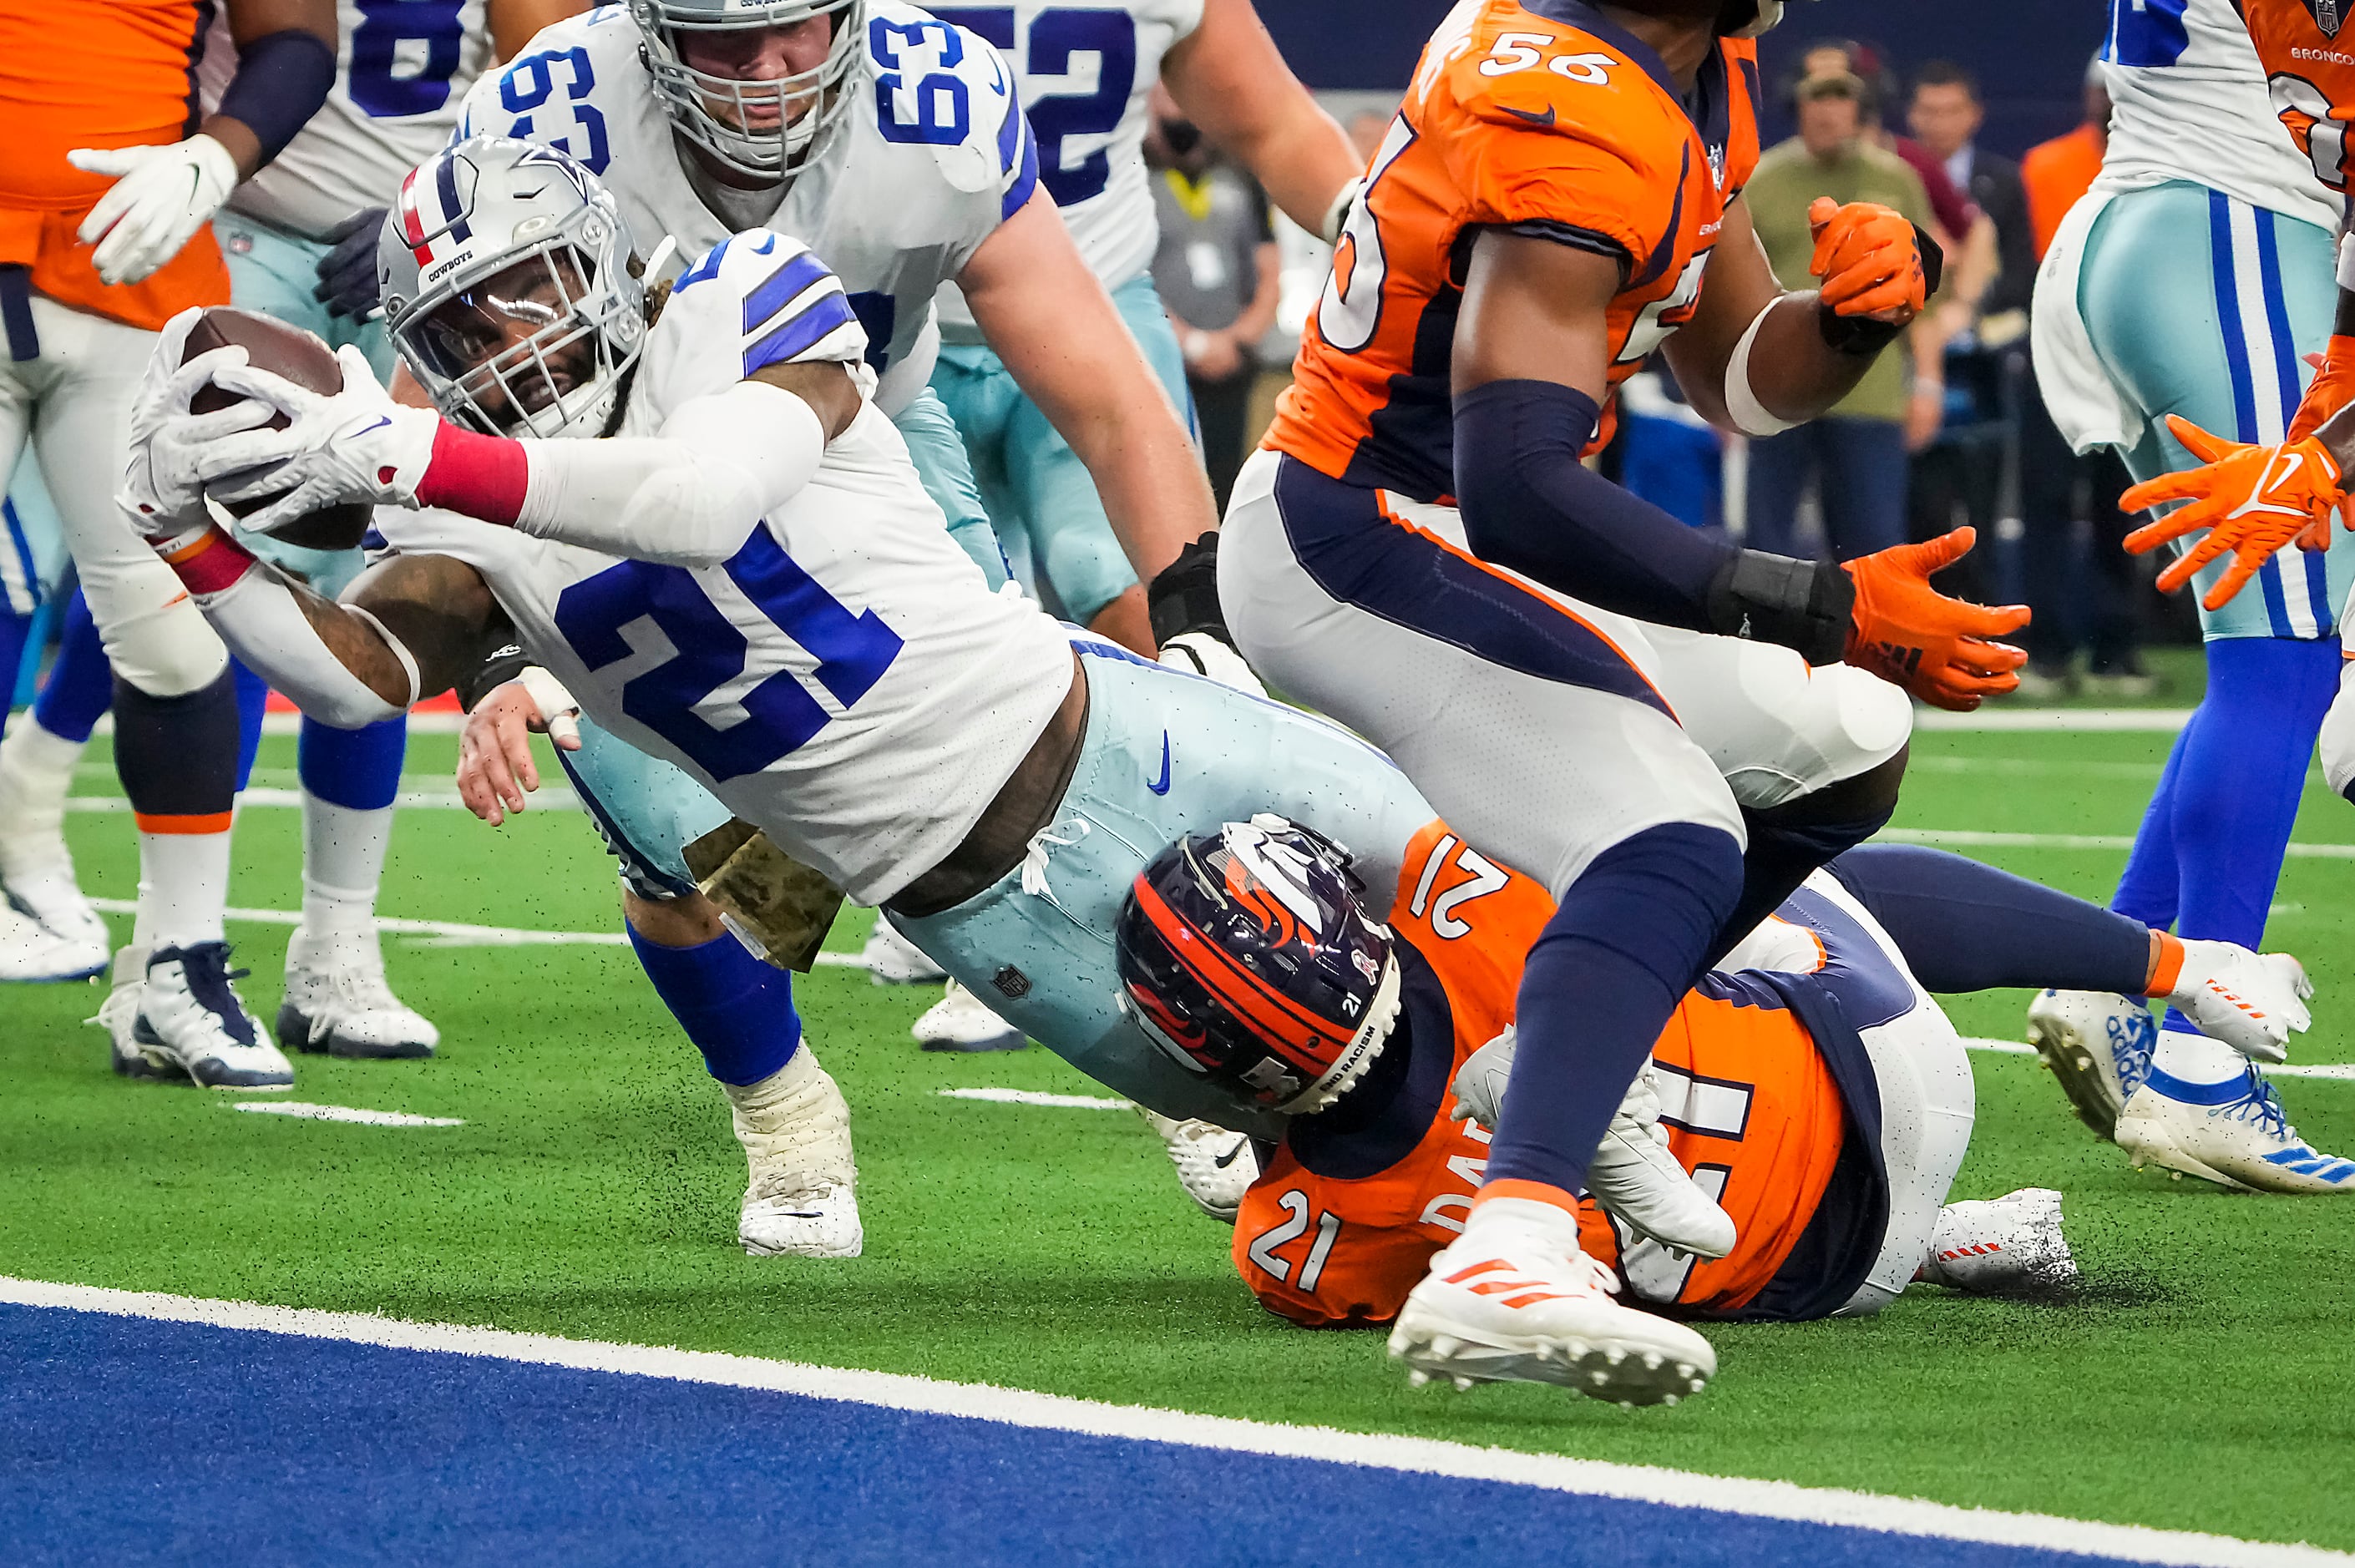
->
xmin=487 ymin=0 xmax=591 ymax=63
xmin=320 ymin=552 xmax=514 ymax=711
xmin=201 ymin=0 xmax=340 ymax=178
xmin=959 ymin=185 xmax=1218 ymax=586
xmin=1160 ymin=0 xmax=1361 ymax=239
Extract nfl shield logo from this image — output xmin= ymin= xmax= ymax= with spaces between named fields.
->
xmin=2314 ymin=0 xmax=2344 ymax=39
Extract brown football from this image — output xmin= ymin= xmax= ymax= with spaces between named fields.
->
xmin=183 ymin=307 xmax=373 ymax=554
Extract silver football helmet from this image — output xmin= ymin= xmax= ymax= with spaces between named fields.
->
xmin=377 ymin=137 xmax=646 ymax=442
xmin=630 ymin=0 xmax=865 ymax=182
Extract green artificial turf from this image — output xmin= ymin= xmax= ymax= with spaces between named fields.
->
xmin=3 ymin=727 xmax=2352 ymax=1550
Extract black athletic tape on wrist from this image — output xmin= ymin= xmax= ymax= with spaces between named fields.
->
xmin=1705 ymin=549 xmax=1854 ymax=665
xmin=1147 ymin=533 xmax=1233 ymax=650
xmin=457 ymin=643 xmax=534 ymax=712
xmin=1816 ymin=220 xmax=1946 ymax=357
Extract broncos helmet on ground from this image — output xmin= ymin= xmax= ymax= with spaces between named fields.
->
xmin=630 ymin=0 xmax=865 ymax=182
xmin=1115 ymin=818 xmax=1402 ymax=1116
xmin=378 ymin=137 xmax=646 ymax=442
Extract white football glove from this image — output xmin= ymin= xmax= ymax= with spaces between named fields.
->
xmin=119 ymin=313 xmax=283 ymax=540
xmin=202 ymin=343 xmax=442 ymax=535
xmin=1157 ymin=630 xmax=1266 ymax=695
xmin=68 ymin=135 xmax=239 ymax=286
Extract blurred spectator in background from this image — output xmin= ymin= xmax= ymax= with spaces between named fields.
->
xmin=2017 ymin=67 xmax=2150 ymax=696
xmin=1147 ymin=86 xmax=1280 ymax=510
xmin=1910 ymin=62 xmax=2032 ymax=321
xmin=1741 ymin=66 xmax=1937 ymax=559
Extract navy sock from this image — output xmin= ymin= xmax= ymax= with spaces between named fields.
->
xmin=1486 ymin=822 xmax=1743 ymax=1195
xmin=299 ymin=711 xmax=407 ymax=811
xmin=113 ymin=668 xmax=240 ymax=822
xmin=230 ymin=659 xmax=268 ymax=792
xmin=628 ymin=924 xmax=803 ymax=1085
xmin=1828 ymin=844 xmax=2153 ymax=996
xmin=29 ymin=590 xmax=113 ymax=743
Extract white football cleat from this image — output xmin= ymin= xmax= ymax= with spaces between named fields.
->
xmin=728 ymin=1044 xmax=864 ymax=1257
xmin=130 ymin=942 xmax=294 ymax=1090
xmin=0 ymin=899 xmax=107 ymax=983
xmin=277 ymin=928 xmax=439 ymax=1059
xmin=1917 ymin=1188 xmax=2079 ymax=1294
xmin=1388 ymin=1196 xmax=1714 ymax=1405
xmin=2160 ymin=943 xmax=2311 ymax=1065
xmin=1449 ymin=1028 xmax=1732 ymax=1260
xmin=1136 ymin=1106 xmax=1259 ymax=1222
xmin=2026 ymin=989 xmax=2154 ymax=1141
xmin=861 ymin=916 xmax=946 ymax=985
xmin=94 ymin=944 xmax=172 ymax=1080
xmin=2114 ymin=1064 xmax=2355 ymax=1194
xmin=912 ymin=979 xmax=1026 ymax=1052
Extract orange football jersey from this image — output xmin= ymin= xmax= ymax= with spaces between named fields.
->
xmin=2241 ymin=0 xmax=2355 ymax=192
xmin=1264 ymin=0 xmax=1760 ymax=503
xmin=0 ymin=0 xmax=230 ymax=330
xmin=1235 ymin=820 xmax=1846 ymax=1329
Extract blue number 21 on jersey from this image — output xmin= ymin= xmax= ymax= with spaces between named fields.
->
xmin=554 ymin=529 xmax=904 ymax=782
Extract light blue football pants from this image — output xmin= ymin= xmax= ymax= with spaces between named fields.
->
xmin=929 ymin=273 xmax=1191 ymax=623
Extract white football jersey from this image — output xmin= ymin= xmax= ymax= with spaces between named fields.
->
xmin=199 ymin=0 xmax=495 ymax=240
xmin=928 ymin=0 xmax=1205 ymax=339
xmin=2099 ymin=0 xmax=2344 ymax=231
xmin=453 ymin=0 xmax=1036 ymax=413
xmin=377 ymin=230 xmax=1073 ymax=903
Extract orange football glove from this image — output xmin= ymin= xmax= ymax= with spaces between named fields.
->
xmin=1841 ymin=527 xmax=2030 ymax=711
xmin=2119 ymin=415 xmax=2345 ymax=611
xmin=2286 ymin=334 xmax=2355 ymax=444
xmin=1808 ymin=196 xmax=1927 ymax=320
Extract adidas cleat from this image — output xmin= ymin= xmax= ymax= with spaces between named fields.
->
xmin=277 ymin=929 xmax=439 ymax=1060
xmin=1387 ymin=1196 xmax=1714 ymax=1407
xmin=2027 ymin=989 xmax=2154 ymax=1141
xmin=729 ymin=1045 xmax=864 ymax=1257
xmin=913 ymin=979 xmax=1026 ymax=1052
xmin=862 ymin=917 xmax=947 ymax=985
xmin=2114 ymin=1065 xmax=2355 ymax=1194
xmin=2159 ymin=943 xmax=2311 ymax=1065
xmin=131 ymin=942 xmax=292 ymax=1089
xmin=1918 ymin=1188 xmax=2078 ymax=1294
xmin=1137 ymin=1106 xmax=1259 ymax=1222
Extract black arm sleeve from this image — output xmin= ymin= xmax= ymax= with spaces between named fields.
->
xmin=1452 ymin=378 xmax=1854 ymax=661
xmin=1825 ymin=844 xmax=2155 ymax=997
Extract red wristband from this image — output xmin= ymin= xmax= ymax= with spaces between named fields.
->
xmin=156 ymin=526 xmax=257 ymax=597
xmin=414 ymin=422 xmax=529 ymax=526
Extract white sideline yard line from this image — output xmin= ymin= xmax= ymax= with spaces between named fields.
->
xmin=228 ymin=1101 xmax=463 ymax=1128
xmin=68 ymin=786 xmax=580 ymax=813
xmin=84 ymin=897 xmax=628 ymax=948
xmin=1962 ymin=1037 xmax=2355 ymax=1082
xmin=0 ymin=1279 xmax=2337 ymax=1568
xmin=1879 ymin=827 xmax=2355 ymax=861
xmin=1913 ymin=709 xmax=2192 ymax=732
xmin=935 ymin=1087 xmax=1132 ymax=1110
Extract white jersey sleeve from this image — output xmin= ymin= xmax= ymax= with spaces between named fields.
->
xmin=200 ymin=0 xmax=495 ymax=240
xmin=2098 ymin=0 xmax=2346 ymax=232
xmin=929 ymin=0 xmax=1206 ymax=338
xmin=640 ymin=230 xmax=872 ymax=416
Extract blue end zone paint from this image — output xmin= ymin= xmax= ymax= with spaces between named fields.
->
xmin=0 ymin=1303 xmax=2133 ymax=1567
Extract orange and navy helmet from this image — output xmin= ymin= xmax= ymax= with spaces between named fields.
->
xmin=1114 ymin=818 xmax=1401 ymax=1115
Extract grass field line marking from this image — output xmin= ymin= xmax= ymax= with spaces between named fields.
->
xmin=1879 ymin=828 xmax=2355 ymax=860
xmin=935 ymin=1087 xmax=1132 ymax=1110
xmin=68 ymin=786 xmax=580 ymax=813
xmin=1905 ymin=756 xmax=2169 ymax=779
xmin=84 ymin=898 xmax=629 ymax=948
xmin=0 ymin=1278 xmax=2338 ymax=1568
xmin=1913 ymin=709 xmax=2192 ymax=732
xmin=228 ymin=1101 xmax=464 ymax=1128
xmin=1962 ymin=1039 xmax=2355 ymax=1081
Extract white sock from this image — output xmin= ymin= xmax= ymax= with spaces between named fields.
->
xmin=299 ymin=794 xmax=390 ymax=957
xmin=134 ymin=829 xmax=232 ymax=950
xmin=0 ymin=717 xmax=88 ymax=881
xmin=2151 ymin=1023 xmax=2247 ymax=1087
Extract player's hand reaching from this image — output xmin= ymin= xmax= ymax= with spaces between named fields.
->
xmin=2287 ymin=336 xmax=2355 ymax=445
xmin=67 ymin=136 xmax=239 ymax=286
xmin=2120 ymin=416 xmax=2345 ymax=610
xmin=457 ymin=670 xmax=582 ymax=827
xmin=1841 ymin=528 xmax=2030 ymax=711
xmin=200 ymin=344 xmax=443 ymax=533
xmin=1807 ymin=196 xmax=1929 ymax=323
xmin=313 ymin=206 xmax=390 ymax=321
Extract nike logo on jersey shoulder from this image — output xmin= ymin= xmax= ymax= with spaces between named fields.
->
xmin=1498 ymin=104 xmax=1557 ymax=128
xmin=1147 ymin=731 xmax=1172 ymax=796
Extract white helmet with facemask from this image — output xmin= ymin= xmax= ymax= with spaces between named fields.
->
xmin=377 ymin=136 xmax=647 ymax=442
xmin=631 ymin=0 xmax=865 ymax=182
